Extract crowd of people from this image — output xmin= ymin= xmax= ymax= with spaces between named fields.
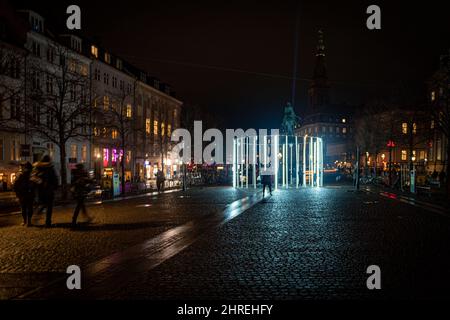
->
xmin=12 ymin=155 xmax=92 ymax=228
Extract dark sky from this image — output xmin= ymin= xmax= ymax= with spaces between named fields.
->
xmin=11 ymin=0 xmax=450 ymax=129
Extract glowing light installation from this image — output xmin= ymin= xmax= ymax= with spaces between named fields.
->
xmin=232 ymin=134 xmax=323 ymax=189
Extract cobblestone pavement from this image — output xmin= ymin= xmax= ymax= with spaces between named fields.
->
xmin=100 ymin=187 xmax=450 ymax=300
xmin=0 ymin=187 xmax=256 ymax=299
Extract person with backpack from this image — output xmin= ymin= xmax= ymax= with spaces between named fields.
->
xmin=13 ymin=162 xmax=35 ymax=226
xmin=71 ymin=163 xmax=92 ymax=227
xmin=31 ymin=155 xmax=58 ymax=227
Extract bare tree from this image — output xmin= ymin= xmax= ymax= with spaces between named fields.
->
xmin=429 ymin=52 xmax=450 ymax=196
xmin=99 ymin=86 xmax=136 ymax=195
xmin=0 ymin=41 xmax=26 ymax=126
xmin=26 ymin=44 xmax=91 ymax=199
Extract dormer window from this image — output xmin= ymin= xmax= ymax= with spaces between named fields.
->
xmin=116 ymin=59 xmax=122 ymax=70
xmin=91 ymin=45 xmax=98 ymax=58
xmin=104 ymin=52 xmax=111 ymax=64
xmin=71 ymin=37 xmax=82 ymax=52
xmin=30 ymin=14 xmax=44 ymax=33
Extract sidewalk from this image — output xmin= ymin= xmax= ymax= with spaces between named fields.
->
xmin=361 ymin=184 xmax=449 ymax=215
xmin=0 ymin=186 xmax=258 ymax=299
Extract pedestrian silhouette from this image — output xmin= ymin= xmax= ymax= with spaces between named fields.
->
xmin=13 ymin=162 xmax=35 ymax=226
xmin=262 ymin=174 xmax=272 ymax=198
xmin=31 ymin=155 xmax=58 ymax=227
xmin=71 ymin=163 xmax=93 ymax=227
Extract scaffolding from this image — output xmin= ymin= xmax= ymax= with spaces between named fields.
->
xmin=232 ymin=134 xmax=323 ymax=189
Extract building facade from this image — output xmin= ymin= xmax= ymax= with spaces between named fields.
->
xmin=0 ymin=7 xmax=182 ymax=191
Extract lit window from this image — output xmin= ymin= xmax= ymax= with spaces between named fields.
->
xmin=81 ymin=145 xmax=87 ymax=163
xmin=342 ymin=127 xmax=347 ymax=134
xmin=104 ymin=52 xmax=111 ymax=64
xmin=146 ymin=118 xmax=151 ymax=134
xmin=412 ymin=123 xmax=417 ymax=134
xmin=167 ymin=124 xmax=172 ymax=137
xmin=412 ymin=150 xmax=416 ymax=161
xmin=103 ymin=96 xmax=109 ymax=110
xmin=401 ymin=150 xmax=407 ymax=161
xmin=402 ymin=123 xmax=408 ymax=134
xmin=71 ymin=144 xmax=77 ymax=159
xmin=94 ymin=127 xmax=100 ymax=136
xmin=431 ymin=91 xmax=436 ymax=102
xmin=112 ymin=129 xmax=118 ymax=139
xmin=161 ymin=123 xmax=165 ymax=136
xmin=116 ymin=59 xmax=122 ymax=70
xmin=154 ymin=120 xmax=158 ymax=135
xmin=91 ymin=45 xmax=98 ymax=58
xmin=126 ymin=104 xmax=132 ymax=118
xmin=419 ymin=150 xmax=425 ymax=160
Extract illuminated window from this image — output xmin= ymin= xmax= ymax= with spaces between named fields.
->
xmin=70 ymin=144 xmax=77 ymax=159
xmin=412 ymin=123 xmax=417 ymax=134
xmin=104 ymin=52 xmax=111 ymax=64
xmin=81 ymin=145 xmax=87 ymax=163
xmin=401 ymin=150 xmax=407 ymax=161
xmin=161 ymin=123 xmax=165 ymax=136
xmin=342 ymin=127 xmax=347 ymax=134
xmin=103 ymin=148 xmax=109 ymax=167
xmin=91 ymin=45 xmax=98 ymax=58
xmin=167 ymin=124 xmax=172 ymax=137
xmin=402 ymin=123 xmax=408 ymax=134
xmin=103 ymin=96 xmax=109 ymax=110
xmin=419 ymin=150 xmax=425 ymax=160
xmin=154 ymin=120 xmax=158 ymax=135
xmin=412 ymin=150 xmax=416 ymax=161
xmin=146 ymin=118 xmax=151 ymax=134
xmin=112 ymin=129 xmax=118 ymax=139
xmin=431 ymin=91 xmax=436 ymax=102
xmin=68 ymin=59 xmax=76 ymax=72
xmin=94 ymin=127 xmax=100 ymax=136
xmin=126 ymin=104 xmax=132 ymax=118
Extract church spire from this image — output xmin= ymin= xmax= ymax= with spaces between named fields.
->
xmin=308 ymin=29 xmax=330 ymax=114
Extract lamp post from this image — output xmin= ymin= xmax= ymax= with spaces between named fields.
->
xmin=387 ymin=140 xmax=395 ymax=187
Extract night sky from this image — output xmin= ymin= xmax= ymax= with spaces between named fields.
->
xmin=9 ymin=0 xmax=450 ymax=129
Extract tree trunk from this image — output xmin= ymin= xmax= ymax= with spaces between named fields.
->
xmin=447 ymin=143 xmax=450 ymax=198
xmin=59 ymin=142 xmax=68 ymax=200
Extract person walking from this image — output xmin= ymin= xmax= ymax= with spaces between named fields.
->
xmin=13 ymin=162 xmax=35 ymax=226
xmin=31 ymin=155 xmax=58 ymax=227
xmin=156 ymin=170 xmax=165 ymax=193
xmin=261 ymin=174 xmax=272 ymax=197
xmin=71 ymin=163 xmax=92 ymax=227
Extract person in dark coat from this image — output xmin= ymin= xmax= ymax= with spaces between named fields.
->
xmin=31 ymin=155 xmax=58 ymax=227
xmin=13 ymin=162 xmax=35 ymax=226
xmin=71 ymin=163 xmax=92 ymax=226
xmin=156 ymin=170 xmax=165 ymax=192
xmin=261 ymin=174 xmax=272 ymax=197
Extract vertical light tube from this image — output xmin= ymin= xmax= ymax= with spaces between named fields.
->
xmin=290 ymin=144 xmax=293 ymax=188
xmin=295 ymin=136 xmax=299 ymax=188
xmin=303 ymin=135 xmax=306 ymax=187
xmin=253 ymin=136 xmax=257 ymax=189
xmin=281 ymin=144 xmax=284 ymax=186
xmin=233 ymin=138 xmax=236 ymax=188
xmin=246 ymin=137 xmax=249 ymax=188
xmin=263 ymin=135 xmax=267 ymax=171
xmin=309 ymin=136 xmax=313 ymax=187
xmin=320 ymin=138 xmax=323 ymax=187
xmin=240 ymin=137 xmax=244 ymax=188
xmin=285 ymin=136 xmax=288 ymax=186
xmin=274 ymin=135 xmax=278 ymax=190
